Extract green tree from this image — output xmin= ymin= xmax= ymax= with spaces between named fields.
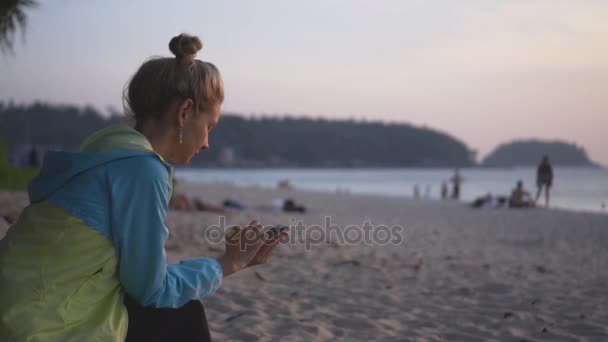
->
xmin=0 ymin=0 xmax=38 ymax=53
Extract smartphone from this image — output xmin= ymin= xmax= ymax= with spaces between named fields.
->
xmin=265 ymin=225 xmax=289 ymax=240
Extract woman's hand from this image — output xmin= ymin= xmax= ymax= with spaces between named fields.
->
xmin=246 ymin=231 xmax=288 ymax=267
xmin=216 ymin=220 xmax=264 ymax=277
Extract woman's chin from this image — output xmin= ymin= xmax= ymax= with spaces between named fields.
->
xmin=170 ymin=151 xmax=202 ymax=165
xmin=169 ymin=156 xmax=191 ymax=166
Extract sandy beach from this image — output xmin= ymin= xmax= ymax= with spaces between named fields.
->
xmin=1 ymin=182 xmax=607 ymax=341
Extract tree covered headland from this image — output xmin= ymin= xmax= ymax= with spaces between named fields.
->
xmin=482 ymin=139 xmax=598 ymax=167
xmin=0 ymin=102 xmax=475 ymax=167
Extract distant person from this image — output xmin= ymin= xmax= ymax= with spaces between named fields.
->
xmin=169 ymin=191 xmax=225 ymax=213
xmin=222 ymin=199 xmax=246 ymax=210
xmin=471 ymin=192 xmax=507 ymax=209
xmin=277 ymin=179 xmax=293 ymax=190
xmin=450 ymin=169 xmax=463 ymax=200
xmin=471 ymin=193 xmax=492 ymax=208
xmin=509 ymin=180 xmax=535 ymax=208
xmin=413 ymin=184 xmax=420 ymax=199
xmin=28 ymin=146 xmax=38 ymax=168
xmin=535 ymin=155 xmax=553 ymax=207
xmin=0 ymin=34 xmax=286 ymax=342
xmin=282 ymin=199 xmax=307 ymax=213
xmin=440 ymin=181 xmax=448 ymax=199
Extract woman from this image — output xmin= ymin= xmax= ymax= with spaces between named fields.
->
xmin=535 ymin=155 xmax=553 ymax=207
xmin=0 ymin=33 xmax=283 ymax=341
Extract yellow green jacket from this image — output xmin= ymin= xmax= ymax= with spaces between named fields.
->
xmin=0 ymin=125 xmax=223 ymax=341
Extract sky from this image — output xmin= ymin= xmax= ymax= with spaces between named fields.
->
xmin=1 ymin=0 xmax=607 ymax=165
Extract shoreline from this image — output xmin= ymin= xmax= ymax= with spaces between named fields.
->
xmin=174 ymin=178 xmax=608 ymax=217
xmin=174 ymin=166 xmax=608 ymax=216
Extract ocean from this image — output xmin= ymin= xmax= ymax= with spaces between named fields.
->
xmin=175 ymin=167 xmax=608 ymax=214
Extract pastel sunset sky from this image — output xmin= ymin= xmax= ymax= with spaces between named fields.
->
xmin=2 ymin=0 xmax=606 ymax=164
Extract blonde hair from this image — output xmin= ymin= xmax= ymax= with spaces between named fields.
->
xmin=124 ymin=33 xmax=224 ymax=123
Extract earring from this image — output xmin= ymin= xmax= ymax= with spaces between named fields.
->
xmin=179 ymin=127 xmax=183 ymax=144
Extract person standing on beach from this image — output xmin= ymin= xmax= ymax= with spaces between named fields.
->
xmin=440 ymin=181 xmax=448 ymax=199
xmin=450 ymin=169 xmax=463 ymax=200
xmin=28 ymin=146 xmax=38 ymax=168
xmin=535 ymin=155 xmax=553 ymax=207
xmin=0 ymin=33 xmax=284 ymax=342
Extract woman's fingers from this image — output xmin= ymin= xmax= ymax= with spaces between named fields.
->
xmin=278 ymin=232 xmax=289 ymax=242
xmin=251 ymin=238 xmax=282 ymax=265
xmin=226 ymin=225 xmax=241 ymax=243
xmin=228 ymin=221 xmax=288 ymax=268
xmin=241 ymin=225 xmax=265 ymax=257
xmin=242 ymin=225 xmax=262 ymax=241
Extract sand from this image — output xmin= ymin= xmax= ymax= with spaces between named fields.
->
xmin=1 ymin=182 xmax=607 ymax=341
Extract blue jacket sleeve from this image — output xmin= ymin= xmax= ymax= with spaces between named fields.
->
xmin=107 ymin=156 xmax=223 ymax=308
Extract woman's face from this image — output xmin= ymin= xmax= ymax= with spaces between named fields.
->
xmin=174 ymin=102 xmax=221 ymax=165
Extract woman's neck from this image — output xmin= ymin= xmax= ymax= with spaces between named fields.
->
xmin=134 ymin=120 xmax=176 ymax=162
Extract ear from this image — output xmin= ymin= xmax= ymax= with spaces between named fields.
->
xmin=176 ymin=99 xmax=194 ymax=127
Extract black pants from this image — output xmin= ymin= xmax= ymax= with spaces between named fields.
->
xmin=124 ymin=295 xmax=212 ymax=342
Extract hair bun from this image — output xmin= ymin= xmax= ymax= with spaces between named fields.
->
xmin=169 ymin=34 xmax=203 ymax=61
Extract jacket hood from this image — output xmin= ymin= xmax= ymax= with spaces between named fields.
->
xmin=28 ymin=125 xmax=173 ymax=203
